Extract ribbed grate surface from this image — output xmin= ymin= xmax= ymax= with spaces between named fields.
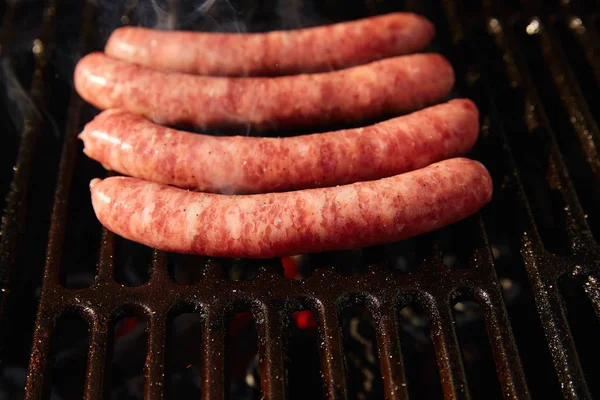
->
xmin=0 ymin=0 xmax=599 ymax=399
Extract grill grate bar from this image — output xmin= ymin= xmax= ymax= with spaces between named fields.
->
xmin=486 ymin=12 xmax=595 ymax=251
xmin=520 ymin=243 xmax=593 ymax=399
xmin=477 ymin=281 xmax=532 ymax=398
xmin=97 ymin=229 xmax=116 ymax=282
xmin=566 ymin=14 xmax=600 ymax=87
xmin=428 ymin=5 xmax=533 ymax=397
xmin=0 ymin=0 xmax=56 ymax=317
xmin=7 ymin=1 xmax=598 ymax=399
xmin=5 ymin=0 xmax=61 ymax=394
xmin=471 ymin=219 xmax=530 ymax=399
xmin=201 ymin=307 xmax=227 ymax=400
xmin=537 ymin=16 xmax=600 ymax=181
xmin=145 ymin=315 xmax=168 ymax=399
xmin=465 ymin=3 xmax=598 ymax=397
xmin=23 ymin=1 xmax=99 ymax=397
xmin=373 ymin=302 xmax=409 ymax=400
xmin=427 ymin=297 xmax=470 ymax=400
xmin=150 ymin=250 xmax=170 ymax=282
xmin=316 ymin=303 xmax=349 ymax=399
xmin=203 ymin=259 xmax=227 ymax=281
xmin=38 ymin=0 xmax=96 ymax=288
xmin=489 ymin=10 xmax=600 ymax=256
xmin=438 ymin=2 xmax=590 ymax=399
xmin=583 ymin=271 xmax=600 ymax=318
xmin=23 ymin=267 xmax=515 ymax=317
xmin=83 ymin=314 xmax=110 ymax=400
xmin=484 ymin=11 xmax=600 ymax=397
xmin=24 ymin=315 xmax=54 ymax=399
xmin=255 ymin=305 xmax=288 ymax=400
xmin=535 ymin=267 xmax=594 ymax=399
xmin=27 ymin=265 xmax=525 ymax=399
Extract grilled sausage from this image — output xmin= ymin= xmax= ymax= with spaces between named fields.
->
xmin=80 ymin=99 xmax=479 ymax=194
xmin=74 ymin=52 xmax=454 ymax=130
xmin=105 ymin=13 xmax=435 ymax=76
xmin=90 ymin=158 xmax=492 ymax=258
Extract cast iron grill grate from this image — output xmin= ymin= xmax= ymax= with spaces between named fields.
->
xmin=0 ymin=0 xmax=599 ymax=399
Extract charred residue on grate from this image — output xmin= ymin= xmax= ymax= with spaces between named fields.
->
xmin=479 ymin=138 xmax=563 ymax=397
xmin=559 ymin=274 xmax=600 ymax=398
xmin=0 ymin=0 xmax=596 ymax=400
xmin=554 ymin=16 xmax=600 ymax=129
xmin=0 ymin=1 xmax=93 ymax=399
xmin=515 ymin=16 xmax=600 ymax=243
xmin=456 ymin=0 xmax=599 ymax=398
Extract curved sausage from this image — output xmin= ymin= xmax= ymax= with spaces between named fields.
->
xmin=74 ymin=52 xmax=454 ymax=130
xmin=90 ymin=158 xmax=492 ymax=258
xmin=105 ymin=13 xmax=435 ymax=76
xmin=80 ymin=99 xmax=479 ymax=194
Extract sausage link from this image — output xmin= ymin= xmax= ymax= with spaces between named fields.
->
xmin=105 ymin=13 xmax=435 ymax=76
xmin=80 ymin=99 xmax=479 ymax=194
xmin=90 ymin=158 xmax=492 ymax=258
xmin=74 ymin=52 xmax=454 ymax=130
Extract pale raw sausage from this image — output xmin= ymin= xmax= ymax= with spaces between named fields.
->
xmin=74 ymin=52 xmax=455 ymax=130
xmin=105 ymin=13 xmax=435 ymax=76
xmin=80 ymin=99 xmax=479 ymax=194
xmin=90 ymin=158 xmax=492 ymax=258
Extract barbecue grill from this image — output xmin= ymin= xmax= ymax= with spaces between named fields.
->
xmin=1 ymin=0 xmax=599 ymax=399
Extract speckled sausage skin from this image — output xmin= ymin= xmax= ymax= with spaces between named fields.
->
xmin=74 ymin=52 xmax=454 ymax=130
xmin=80 ymin=99 xmax=479 ymax=194
xmin=90 ymin=158 xmax=493 ymax=258
xmin=105 ymin=13 xmax=435 ymax=76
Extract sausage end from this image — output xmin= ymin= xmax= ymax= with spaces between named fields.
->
xmin=90 ymin=178 xmax=102 ymax=190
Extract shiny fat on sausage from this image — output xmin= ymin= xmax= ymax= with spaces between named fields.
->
xmin=80 ymin=99 xmax=479 ymax=194
xmin=90 ymin=158 xmax=493 ymax=258
xmin=74 ymin=52 xmax=455 ymax=130
xmin=105 ymin=13 xmax=435 ymax=76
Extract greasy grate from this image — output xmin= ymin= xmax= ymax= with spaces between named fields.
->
xmin=0 ymin=0 xmax=599 ymax=399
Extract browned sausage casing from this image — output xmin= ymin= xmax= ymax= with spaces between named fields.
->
xmin=80 ymin=99 xmax=479 ymax=194
xmin=74 ymin=52 xmax=455 ymax=130
xmin=90 ymin=158 xmax=492 ymax=258
xmin=105 ymin=13 xmax=435 ymax=76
